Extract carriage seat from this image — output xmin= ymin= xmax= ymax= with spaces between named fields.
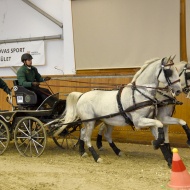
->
xmin=13 ymin=80 xmax=37 ymax=105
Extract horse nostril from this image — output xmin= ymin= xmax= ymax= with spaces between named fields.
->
xmin=176 ymin=90 xmax=181 ymax=96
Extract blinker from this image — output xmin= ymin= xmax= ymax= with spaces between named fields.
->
xmin=186 ymin=72 xmax=190 ymax=80
xmin=164 ymin=69 xmax=173 ymax=78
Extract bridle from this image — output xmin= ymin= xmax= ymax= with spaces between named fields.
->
xmin=157 ymin=58 xmax=180 ymax=89
xmin=179 ymin=64 xmax=190 ymax=94
xmin=131 ymin=58 xmax=179 ymax=106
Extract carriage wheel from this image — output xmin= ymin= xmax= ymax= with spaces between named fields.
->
xmin=0 ymin=120 xmax=10 ymax=155
xmin=14 ymin=116 xmax=47 ymax=157
xmin=52 ymin=124 xmax=81 ymax=149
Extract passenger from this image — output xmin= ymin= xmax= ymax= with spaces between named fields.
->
xmin=17 ymin=53 xmax=52 ymax=106
xmin=0 ymin=78 xmax=12 ymax=103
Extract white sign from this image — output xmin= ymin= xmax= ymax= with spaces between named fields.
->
xmin=0 ymin=41 xmax=45 ymax=67
xmin=17 ymin=96 xmax=23 ymax=103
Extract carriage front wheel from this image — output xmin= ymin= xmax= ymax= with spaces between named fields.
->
xmin=0 ymin=120 xmax=10 ymax=155
xmin=14 ymin=116 xmax=47 ymax=157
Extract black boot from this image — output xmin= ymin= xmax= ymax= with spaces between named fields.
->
xmin=109 ymin=142 xmax=121 ymax=155
xmin=96 ymin=134 xmax=103 ymax=149
xmin=89 ymin=146 xmax=100 ymax=162
xmin=182 ymin=124 xmax=190 ymax=146
xmin=152 ymin=128 xmax=165 ymax=150
xmin=164 ymin=143 xmax=173 ymax=157
xmin=79 ymin=139 xmax=86 ymax=156
xmin=159 ymin=144 xmax=172 ymax=168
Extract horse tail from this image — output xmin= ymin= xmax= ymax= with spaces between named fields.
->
xmin=62 ymin=92 xmax=83 ymax=124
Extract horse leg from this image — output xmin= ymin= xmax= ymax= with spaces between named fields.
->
xmin=150 ymin=125 xmax=172 ymax=167
xmin=84 ymin=121 xmax=102 ymax=162
xmin=159 ymin=144 xmax=172 ymax=168
xmin=137 ymin=118 xmax=164 ymax=149
xmin=160 ymin=125 xmax=173 ymax=168
xmin=152 ymin=127 xmax=165 ymax=149
xmin=161 ymin=116 xmax=190 ymax=147
xmin=96 ymin=122 xmax=106 ymax=150
xmin=182 ymin=124 xmax=190 ymax=146
xmin=103 ymin=125 xmax=122 ymax=156
xmin=79 ymin=127 xmax=88 ymax=157
xmin=162 ymin=125 xmax=172 ymax=155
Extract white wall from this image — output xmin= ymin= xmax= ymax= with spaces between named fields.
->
xmin=0 ymin=0 xmax=75 ymax=77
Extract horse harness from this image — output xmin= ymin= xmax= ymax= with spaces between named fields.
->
xmin=179 ymin=64 xmax=190 ymax=94
xmin=116 ymin=85 xmax=183 ymax=130
xmin=116 ymin=58 xmax=181 ymax=129
xmin=60 ymin=58 xmax=182 ymax=127
xmin=116 ymin=85 xmax=158 ymax=129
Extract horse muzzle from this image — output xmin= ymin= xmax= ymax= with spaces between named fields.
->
xmin=173 ymin=89 xmax=181 ymax=96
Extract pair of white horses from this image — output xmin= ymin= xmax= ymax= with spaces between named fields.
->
xmin=55 ymin=56 xmax=190 ymax=167
xmin=95 ymin=60 xmax=190 ymax=167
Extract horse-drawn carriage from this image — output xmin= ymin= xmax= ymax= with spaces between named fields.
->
xmin=0 ymin=80 xmax=81 ymax=157
xmin=1 ymin=57 xmax=190 ymax=168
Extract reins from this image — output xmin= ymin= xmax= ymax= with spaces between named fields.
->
xmin=51 ymin=78 xmax=121 ymax=87
xmin=40 ymin=83 xmax=171 ymax=92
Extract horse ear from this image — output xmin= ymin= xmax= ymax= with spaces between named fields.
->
xmin=181 ymin=61 xmax=190 ymax=69
xmin=187 ymin=63 xmax=190 ymax=69
xmin=164 ymin=56 xmax=171 ymax=65
xmin=171 ymin=55 xmax=176 ymax=61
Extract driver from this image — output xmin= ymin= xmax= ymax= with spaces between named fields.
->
xmin=17 ymin=53 xmax=52 ymax=106
xmin=0 ymin=78 xmax=12 ymax=104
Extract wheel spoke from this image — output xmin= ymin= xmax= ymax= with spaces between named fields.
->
xmin=0 ymin=120 xmax=10 ymax=155
xmin=14 ymin=117 xmax=46 ymax=157
xmin=52 ymin=125 xmax=81 ymax=149
xmin=32 ymin=138 xmax=44 ymax=148
xmin=17 ymin=128 xmax=30 ymax=138
xmin=0 ymin=140 xmax=6 ymax=148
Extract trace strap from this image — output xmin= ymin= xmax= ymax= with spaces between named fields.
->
xmin=59 ymin=100 xmax=154 ymax=126
xmin=116 ymin=86 xmax=134 ymax=129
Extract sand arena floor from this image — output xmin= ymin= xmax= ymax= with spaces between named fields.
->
xmin=0 ymin=138 xmax=190 ymax=190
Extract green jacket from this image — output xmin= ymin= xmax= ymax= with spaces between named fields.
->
xmin=17 ymin=65 xmax=44 ymax=87
xmin=0 ymin=78 xmax=11 ymax=94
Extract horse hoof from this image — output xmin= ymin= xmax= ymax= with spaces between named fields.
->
xmin=98 ymin=147 xmax=104 ymax=151
xmin=151 ymin=140 xmax=159 ymax=150
xmin=167 ymin=158 xmax=172 ymax=169
xmin=97 ymin=158 xmax=103 ymax=163
xmin=118 ymin=151 xmax=125 ymax=157
xmin=81 ymin=152 xmax=88 ymax=157
xmin=168 ymin=162 xmax=172 ymax=169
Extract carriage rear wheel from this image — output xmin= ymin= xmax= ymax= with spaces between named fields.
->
xmin=0 ymin=120 xmax=10 ymax=155
xmin=52 ymin=124 xmax=81 ymax=149
xmin=14 ymin=116 xmax=47 ymax=157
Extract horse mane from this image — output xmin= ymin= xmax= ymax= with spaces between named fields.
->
xmin=132 ymin=58 xmax=160 ymax=82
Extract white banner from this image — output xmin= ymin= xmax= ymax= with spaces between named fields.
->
xmin=0 ymin=41 xmax=45 ymax=67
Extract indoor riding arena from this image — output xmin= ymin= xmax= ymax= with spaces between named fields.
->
xmin=0 ymin=1 xmax=190 ymax=190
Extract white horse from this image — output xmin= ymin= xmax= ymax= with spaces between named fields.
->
xmin=55 ymin=57 xmax=182 ymax=163
xmin=96 ymin=61 xmax=190 ymax=167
